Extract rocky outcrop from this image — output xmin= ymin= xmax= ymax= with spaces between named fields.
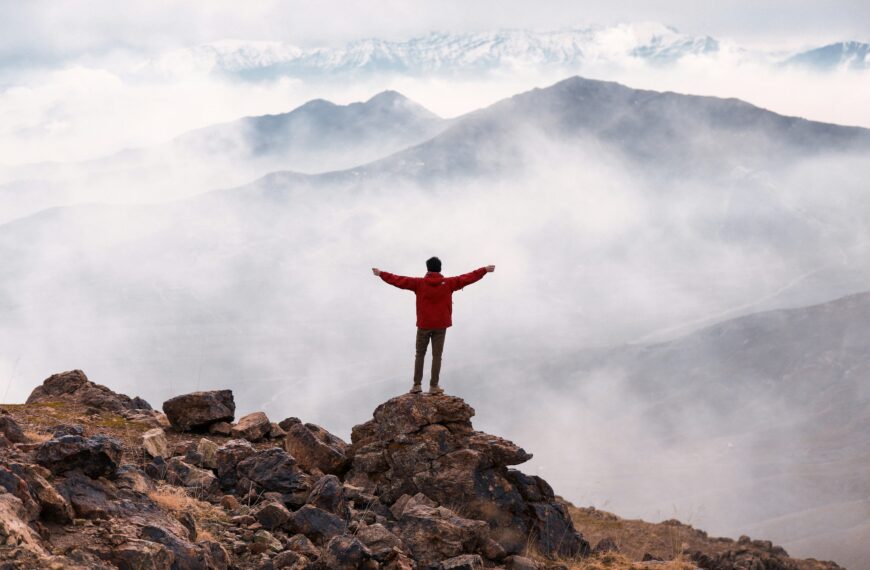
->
xmin=231 ymin=411 xmax=272 ymax=442
xmin=142 ymin=427 xmax=169 ymax=458
xmin=25 ymin=369 xmax=151 ymax=413
xmin=347 ymin=393 xmax=589 ymax=558
xmin=283 ymin=418 xmax=351 ymax=475
xmin=162 ymin=390 xmax=235 ymax=431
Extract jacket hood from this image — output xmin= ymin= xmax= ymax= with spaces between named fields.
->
xmin=423 ymin=272 xmax=445 ymax=286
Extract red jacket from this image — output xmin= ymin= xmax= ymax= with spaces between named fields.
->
xmin=380 ymin=267 xmax=488 ymax=328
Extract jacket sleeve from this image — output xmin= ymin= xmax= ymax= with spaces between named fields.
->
xmin=379 ymin=271 xmax=419 ymax=292
xmin=448 ymin=267 xmax=488 ymax=291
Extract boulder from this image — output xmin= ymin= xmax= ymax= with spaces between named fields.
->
xmin=197 ymin=438 xmax=219 ymax=470
xmin=0 ymin=412 xmax=27 ymax=443
xmin=215 ymin=439 xmax=256 ymax=490
xmin=35 ymin=434 xmax=122 ymax=477
xmin=208 ymin=421 xmax=233 ymax=436
xmin=307 ymin=474 xmax=348 ymax=518
xmin=252 ymin=501 xmax=292 ymax=530
xmin=26 ymin=369 xmax=150 ymax=412
xmin=285 ymin=504 xmax=348 ymax=545
xmin=162 ymin=390 xmax=235 ymax=431
xmin=235 ymin=447 xmax=309 ymax=497
xmin=165 ymin=457 xmax=220 ymax=495
xmin=56 ymin=471 xmax=121 ymax=519
xmin=269 ymin=422 xmax=287 ymax=439
xmin=111 ymin=539 xmax=175 ymax=570
xmin=7 ymin=463 xmax=73 ymax=523
xmin=350 ymin=393 xmax=474 ymax=447
xmin=395 ymin=503 xmax=487 ymax=566
xmin=283 ymin=421 xmax=350 ymax=475
xmin=0 ymin=494 xmax=48 ymax=558
xmin=355 ymin=523 xmax=404 ymax=561
xmin=286 ymin=533 xmax=321 ymax=559
xmin=231 ymin=411 xmax=271 ymax=442
xmin=142 ymin=428 xmax=168 ymax=458
xmin=319 ymin=535 xmax=373 ymax=570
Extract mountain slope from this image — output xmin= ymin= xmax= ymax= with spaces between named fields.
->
xmin=785 ymin=42 xmax=870 ymax=71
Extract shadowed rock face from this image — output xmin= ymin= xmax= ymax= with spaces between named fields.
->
xmin=347 ymin=393 xmax=589 ymax=558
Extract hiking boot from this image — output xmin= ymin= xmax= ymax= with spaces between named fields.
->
xmin=409 ymin=384 xmax=422 ymax=394
xmin=428 ymin=385 xmax=444 ymax=396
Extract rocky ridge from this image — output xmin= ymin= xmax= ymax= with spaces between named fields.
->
xmin=0 ymin=370 xmax=845 ymax=570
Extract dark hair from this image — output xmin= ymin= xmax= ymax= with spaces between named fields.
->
xmin=426 ymin=256 xmax=441 ymax=273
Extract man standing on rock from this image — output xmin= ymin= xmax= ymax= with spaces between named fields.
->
xmin=372 ymin=257 xmax=495 ymax=395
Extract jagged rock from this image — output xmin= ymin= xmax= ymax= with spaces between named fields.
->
xmin=0 ymin=465 xmax=40 ymax=521
xmin=235 ymin=447 xmax=309 ymax=497
xmin=252 ymin=501 xmax=292 ymax=530
xmin=111 ymin=539 xmax=175 ymax=570
xmin=116 ymin=465 xmax=156 ymax=494
xmin=283 ymin=421 xmax=350 ymax=475
xmin=142 ymin=428 xmax=168 ymax=458
xmin=355 ymin=523 xmax=404 ymax=561
xmin=165 ymin=457 xmax=220 ymax=495
xmin=390 ymin=492 xmax=437 ymax=519
xmin=26 ymin=369 xmax=151 ymax=412
xmin=231 ymin=411 xmax=272 ymax=442
xmin=272 ymin=550 xmax=308 ymax=569
xmin=35 ymin=434 xmax=122 ymax=477
xmin=307 ymin=474 xmax=348 ymax=518
xmin=285 ymin=504 xmax=347 ymax=545
xmin=209 ymin=421 xmax=233 ymax=436
xmin=7 ymin=463 xmax=74 ymax=523
xmin=442 ymin=554 xmax=484 ymax=569
xmin=320 ymin=535 xmax=373 ymax=570
xmin=162 ymin=390 xmax=235 ymax=431
xmin=141 ymin=524 xmax=228 ymax=570
xmin=592 ymin=537 xmax=618 ymax=554
xmin=0 ymin=412 xmax=27 ymax=443
xmin=56 ymin=471 xmax=121 ymax=519
xmin=0 ymin=494 xmax=48 ymax=558
xmin=286 ymin=533 xmax=321 ymax=559
xmin=278 ymin=417 xmax=301 ymax=431
xmin=269 ymin=422 xmax=287 ymax=439
xmin=395 ymin=503 xmax=487 ymax=566
xmin=251 ymin=529 xmax=283 ymax=554
xmin=197 ymin=438 xmax=219 ymax=470
xmin=215 ymin=439 xmax=256 ymax=490
xmin=348 ymin=393 xmax=589 ymax=558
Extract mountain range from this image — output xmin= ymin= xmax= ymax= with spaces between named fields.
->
xmin=139 ymin=25 xmax=870 ymax=79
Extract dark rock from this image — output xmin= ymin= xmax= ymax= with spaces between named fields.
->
xmin=395 ymin=503 xmax=487 ymax=566
xmin=7 ymin=463 xmax=73 ymax=523
xmin=0 ymin=465 xmax=40 ymax=521
xmin=111 ymin=538 xmax=175 ymax=569
xmin=215 ymin=439 xmax=256 ymax=490
xmin=528 ymin=502 xmax=589 ymax=558
xmin=165 ymin=457 xmax=220 ymax=495
xmin=355 ymin=523 xmax=403 ymax=561
xmin=162 ymin=390 xmax=235 ymax=431
xmin=145 ymin=456 xmax=168 ymax=480
xmin=285 ymin=504 xmax=347 ymax=545
xmin=252 ymin=501 xmax=292 ymax=530
xmin=283 ymin=421 xmax=350 ymax=475
xmin=235 ymin=447 xmax=309 ymax=496
xmin=26 ymin=369 xmax=150 ymax=412
xmin=141 ymin=524 xmax=227 ymax=570
xmin=286 ymin=533 xmax=321 ymax=559
xmin=278 ymin=417 xmax=302 ymax=431
xmin=177 ymin=511 xmax=197 ymax=541
xmin=231 ymin=411 xmax=272 ymax=442
xmin=56 ymin=471 xmax=120 ymax=519
xmin=319 ymin=535 xmax=372 ymax=570
xmin=272 ymin=550 xmax=307 ymax=569
xmin=307 ymin=474 xmax=348 ymax=518
xmin=442 ymin=554 xmax=484 ymax=569
xmin=0 ymin=414 xmax=27 ymax=444
xmin=268 ymin=422 xmax=287 ymax=439
xmin=35 ymin=434 xmax=122 ymax=477
xmin=116 ymin=465 xmax=156 ymax=494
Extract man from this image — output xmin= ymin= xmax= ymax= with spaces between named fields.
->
xmin=372 ymin=257 xmax=495 ymax=395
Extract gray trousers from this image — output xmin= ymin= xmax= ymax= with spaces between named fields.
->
xmin=413 ymin=327 xmax=447 ymax=386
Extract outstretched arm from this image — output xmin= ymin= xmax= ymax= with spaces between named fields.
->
xmin=373 ymin=268 xmax=419 ymax=292
xmin=448 ymin=265 xmax=495 ymax=291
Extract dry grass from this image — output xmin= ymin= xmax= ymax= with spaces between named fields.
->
xmin=148 ymin=483 xmax=227 ymax=525
xmin=23 ymin=430 xmax=52 ymax=443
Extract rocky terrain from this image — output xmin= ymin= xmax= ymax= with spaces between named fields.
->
xmin=0 ymin=371 xmax=845 ymax=569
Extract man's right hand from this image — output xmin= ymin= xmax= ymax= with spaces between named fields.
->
xmin=372 ymin=268 xmax=381 ymax=276
xmin=485 ymin=265 xmax=495 ymax=272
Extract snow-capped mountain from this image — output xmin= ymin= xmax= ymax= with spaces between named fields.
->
xmin=142 ymin=23 xmax=721 ymax=78
xmin=784 ymin=41 xmax=870 ymax=71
